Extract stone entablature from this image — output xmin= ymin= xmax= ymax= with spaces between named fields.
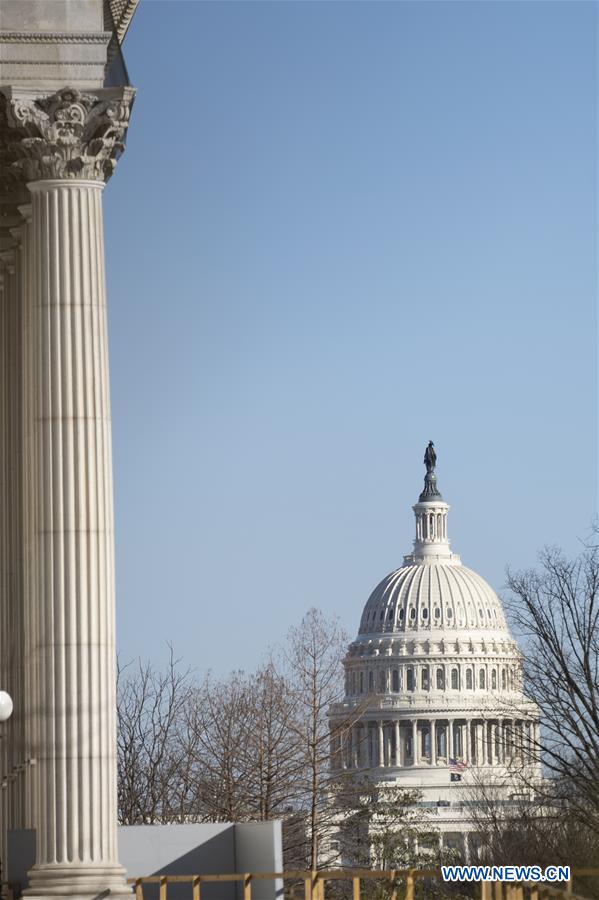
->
xmin=0 ymin=0 xmax=137 ymax=90
xmin=0 ymin=32 xmax=112 ymax=90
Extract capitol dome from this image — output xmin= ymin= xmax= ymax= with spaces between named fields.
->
xmin=328 ymin=443 xmax=541 ymax=856
xmin=359 ymin=563 xmax=509 ymax=637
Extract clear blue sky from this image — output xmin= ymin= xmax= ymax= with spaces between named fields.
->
xmin=104 ymin=0 xmax=597 ymax=674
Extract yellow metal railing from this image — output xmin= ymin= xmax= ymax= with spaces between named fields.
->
xmin=126 ymin=868 xmax=599 ymax=900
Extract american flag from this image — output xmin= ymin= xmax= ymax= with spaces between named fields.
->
xmin=449 ymin=757 xmax=467 ymax=774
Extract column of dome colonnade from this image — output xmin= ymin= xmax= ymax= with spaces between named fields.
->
xmin=0 ymin=86 xmax=135 ymax=900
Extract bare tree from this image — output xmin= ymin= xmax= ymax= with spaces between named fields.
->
xmin=246 ymin=661 xmax=303 ymax=820
xmin=505 ymin=543 xmax=599 ymax=834
xmin=182 ymin=670 xmax=258 ymax=821
xmin=117 ymin=648 xmax=194 ymax=824
xmin=180 ymin=665 xmax=302 ymax=823
xmin=280 ymin=607 xmax=352 ymax=870
xmin=465 ymin=770 xmax=599 ymax=896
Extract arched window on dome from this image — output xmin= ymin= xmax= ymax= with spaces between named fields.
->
xmin=422 ymin=608 xmax=429 ymax=620
xmin=409 ymin=608 xmax=416 ymax=622
xmin=451 ymin=668 xmax=459 ymax=690
xmin=378 ymin=670 xmax=386 ymax=693
xmin=368 ymin=671 xmax=374 ymax=693
xmin=491 ymin=669 xmax=497 ymax=690
xmin=392 ymin=669 xmax=400 ymax=692
xmin=466 ymin=668 xmax=473 ymax=690
xmin=399 ymin=608 xmax=405 ymax=622
xmin=479 ymin=668 xmax=486 ymax=689
xmin=406 ymin=667 xmax=414 ymax=691
xmin=446 ymin=608 xmax=453 ymax=620
xmin=422 ymin=667 xmax=429 ymax=690
xmin=434 ymin=607 xmax=441 ymax=620
xmin=501 ymin=668 xmax=507 ymax=690
xmin=436 ymin=668 xmax=445 ymax=690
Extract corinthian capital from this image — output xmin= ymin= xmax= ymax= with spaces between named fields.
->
xmin=0 ymin=86 xmax=135 ymax=184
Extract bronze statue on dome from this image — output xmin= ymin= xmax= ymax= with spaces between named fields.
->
xmin=424 ymin=440 xmax=436 ymax=473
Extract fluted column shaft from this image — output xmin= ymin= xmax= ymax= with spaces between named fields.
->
xmin=25 ymin=180 xmax=128 ymax=898
xmin=0 ymin=240 xmax=29 ymax=853
xmin=0 ymin=251 xmax=14 ymax=868
xmin=19 ymin=204 xmax=37 ymax=832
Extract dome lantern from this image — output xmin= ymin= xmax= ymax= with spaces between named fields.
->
xmin=412 ymin=441 xmax=451 ymax=560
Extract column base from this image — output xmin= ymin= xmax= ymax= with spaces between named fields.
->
xmin=25 ymin=863 xmax=132 ymax=900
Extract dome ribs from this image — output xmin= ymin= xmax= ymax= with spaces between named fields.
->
xmin=357 ymin=562 xmax=510 ymax=639
xmin=443 ymin=565 xmax=466 ymax=629
xmin=433 ymin=563 xmax=443 ymax=625
xmin=406 ymin=565 xmax=424 ymax=630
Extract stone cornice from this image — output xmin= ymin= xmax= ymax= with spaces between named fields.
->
xmin=0 ymin=86 xmax=135 ymax=184
xmin=0 ymin=32 xmax=112 ymax=44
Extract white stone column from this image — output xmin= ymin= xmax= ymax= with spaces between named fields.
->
xmin=505 ymin=720 xmax=512 ymax=762
xmin=378 ymin=721 xmax=384 ymax=767
xmin=17 ymin=203 xmax=38 ymax=834
xmin=24 ymin=179 xmax=130 ymax=900
xmin=0 ymin=249 xmax=15 ymax=868
xmin=465 ymin=720 xmax=471 ymax=764
xmin=448 ymin=719 xmax=454 ymax=759
xmin=8 ymin=225 xmax=28 ymax=834
xmin=412 ymin=720 xmax=418 ymax=764
xmin=394 ymin=720 xmax=400 ymax=766
xmin=431 ymin=720 xmax=437 ymax=766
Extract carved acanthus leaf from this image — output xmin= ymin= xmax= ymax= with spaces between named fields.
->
xmin=0 ymin=87 xmax=135 ymax=184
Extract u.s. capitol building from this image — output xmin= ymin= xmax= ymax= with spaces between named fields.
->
xmin=328 ymin=444 xmax=541 ymax=853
